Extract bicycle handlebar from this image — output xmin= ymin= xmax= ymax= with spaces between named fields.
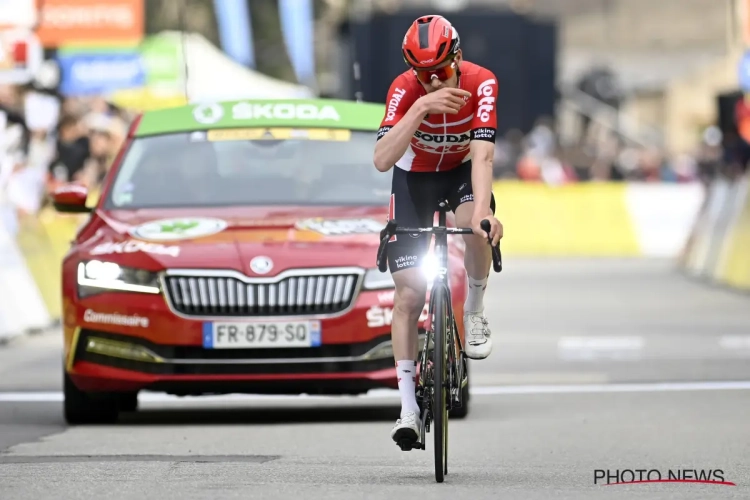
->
xmin=375 ymin=219 xmax=503 ymax=273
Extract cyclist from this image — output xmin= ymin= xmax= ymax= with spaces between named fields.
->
xmin=373 ymin=14 xmax=503 ymax=447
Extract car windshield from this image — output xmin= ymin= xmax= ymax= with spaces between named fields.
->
xmin=104 ymin=128 xmax=391 ymax=208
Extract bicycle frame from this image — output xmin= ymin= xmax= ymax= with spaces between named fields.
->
xmin=417 ymin=203 xmax=467 ymax=436
xmin=374 ymin=199 xmax=502 ymax=481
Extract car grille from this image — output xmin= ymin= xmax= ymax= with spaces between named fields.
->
xmin=163 ymin=270 xmax=362 ymax=317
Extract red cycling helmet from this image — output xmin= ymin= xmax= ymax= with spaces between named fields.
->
xmin=402 ymin=15 xmax=461 ymax=69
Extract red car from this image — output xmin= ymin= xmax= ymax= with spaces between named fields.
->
xmin=53 ymin=99 xmax=470 ymax=424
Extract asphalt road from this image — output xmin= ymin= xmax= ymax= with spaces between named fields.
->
xmin=1 ymin=258 xmax=750 ymax=499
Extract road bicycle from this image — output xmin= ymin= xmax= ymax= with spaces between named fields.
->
xmin=375 ymin=199 xmax=502 ymax=483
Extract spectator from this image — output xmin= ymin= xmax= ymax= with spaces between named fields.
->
xmin=77 ymin=113 xmax=127 ymax=189
xmin=49 ymin=114 xmax=90 ymax=184
xmin=493 ymin=128 xmax=524 ymax=178
xmin=525 ymin=116 xmax=556 ymax=160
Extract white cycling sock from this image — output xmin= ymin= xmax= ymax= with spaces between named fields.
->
xmin=465 ymin=275 xmax=488 ymax=313
xmin=396 ymin=360 xmax=419 ymax=417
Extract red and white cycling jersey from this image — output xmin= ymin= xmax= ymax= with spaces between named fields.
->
xmin=377 ymin=60 xmax=498 ymax=173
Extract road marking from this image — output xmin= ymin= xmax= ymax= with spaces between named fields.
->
xmin=558 ymin=336 xmax=645 ymax=350
xmin=2 ymin=380 xmax=750 ymax=403
xmin=470 ymin=380 xmax=750 ymax=395
xmin=557 ymin=336 xmax=644 ymax=361
xmin=719 ymin=335 xmax=750 ymax=350
xmin=472 ymin=372 xmax=610 ymax=385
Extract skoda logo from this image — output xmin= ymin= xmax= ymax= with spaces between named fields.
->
xmin=250 ymin=256 xmax=273 ymax=275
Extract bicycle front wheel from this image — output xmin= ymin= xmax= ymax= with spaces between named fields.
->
xmin=432 ymin=285 xmax=449 ymax=483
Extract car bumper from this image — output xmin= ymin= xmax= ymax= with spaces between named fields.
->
xmin=69 ymin=360 xmax=399 ymax=395
xmin=63 ymin=289 xmax=426 ymax=395
xmin=66 ymin=326 xmax=403 ymax=394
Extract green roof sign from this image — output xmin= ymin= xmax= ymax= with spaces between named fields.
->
xmin=135 ymin=99 xmax=386 ymax=136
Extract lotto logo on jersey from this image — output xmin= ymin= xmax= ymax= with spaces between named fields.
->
xmin=477 ymin=78 xmax=496 ymax=123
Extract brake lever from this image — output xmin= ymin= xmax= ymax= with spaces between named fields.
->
xmin=376 ymin=219 xmax=398 ymax=272
xmin=480 ymin=219 xmax=502 ymax=273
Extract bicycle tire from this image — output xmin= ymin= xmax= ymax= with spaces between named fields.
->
xmin=432 ymin=285 xmax=449 ymax=483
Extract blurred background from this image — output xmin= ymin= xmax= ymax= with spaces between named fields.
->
xmin=1 ymin=0 xmax=744 ymax=192
xmin=0 ymin=0 xmax=749 ymax=333
xmin=2 ymin=4 xmax=750 ymax=494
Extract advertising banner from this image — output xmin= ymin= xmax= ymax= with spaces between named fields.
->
xmin=57 ymin=47 xmax=145 ymax=95
xmin=140 ymin=35 xmax=184 ymax=89
xmin=34 ymin=0 xmax=144 ymax=48
xmin=106 ymin=35 xmax=187 ymax=111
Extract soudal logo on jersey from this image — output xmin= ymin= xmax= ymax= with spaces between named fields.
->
xmin=385 ymin=88 xmax=406 ymax=122
xmin=411 ymin=130 xmax=471 ymax=154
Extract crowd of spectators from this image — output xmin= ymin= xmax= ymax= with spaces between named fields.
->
xmin=0 ymin=83 xmax=132 ymax=228
xmin=491 ymin=117 xmax=729 ymax=186
xmin=0 ymin=81 xmax=739 ymax=232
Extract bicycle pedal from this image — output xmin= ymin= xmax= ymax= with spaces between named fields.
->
xmin=397 ymin=438 xmax=420 ymax=451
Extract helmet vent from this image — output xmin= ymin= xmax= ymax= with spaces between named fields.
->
xmin=405 ymin=49 xmax=419 ymax=65
xmin=436 ymin=42 xmax=447 ymax=60
xmin=418 ymin=21 xmax=431 ymax=49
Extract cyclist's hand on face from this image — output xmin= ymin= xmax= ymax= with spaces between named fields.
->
xmin=472 ymin=214 xmax=503 ymax=247
xmin=419 ymin=88 xmax=471 ymax=115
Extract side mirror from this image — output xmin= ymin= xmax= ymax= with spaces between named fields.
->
xmin=51 ymin=183 xmax=93 ymax=213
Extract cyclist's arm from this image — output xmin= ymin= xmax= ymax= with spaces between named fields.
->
xmin=470 ymin=140 xmax=495 ymax=219
xmin=469 ymin=71 xmax=499 ymax=218
xmin=374 ymin=81 xmax=424 ymax=172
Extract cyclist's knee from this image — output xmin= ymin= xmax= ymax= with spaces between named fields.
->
xmin=392 ymin=269 xmax=427 ymax=317
xmin=462 ymin=231 xmax=486 ymax=251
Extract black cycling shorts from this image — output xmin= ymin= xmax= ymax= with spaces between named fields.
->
xmin=386 ymin=160 xmax=496 ymax=274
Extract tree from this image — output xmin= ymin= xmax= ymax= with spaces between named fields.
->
xmin=246 ymin=0 xmax=297 ymax=83
xmin=144 ymin=0 xmax=220 ymax=47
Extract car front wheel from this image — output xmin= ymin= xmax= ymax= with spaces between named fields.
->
xmin=63 ymin=371 xmax=120 ymax=425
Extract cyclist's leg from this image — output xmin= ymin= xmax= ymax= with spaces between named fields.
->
xmin=446 ymin=160 xmax=497 ymax=359
xmin=387 ymin=166 xmax=438 ymax=444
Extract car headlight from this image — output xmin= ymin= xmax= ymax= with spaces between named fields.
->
xmin=363 ymin=267 xmax=395 ymax=290
xmin=77 ymin=260 xmax=161 ymax=294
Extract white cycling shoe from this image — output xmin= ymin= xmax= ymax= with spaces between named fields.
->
xmin=391 ymin=411 xmax=420 ymax=448
xmin=464 ymin=311 xmax=493 ymax=359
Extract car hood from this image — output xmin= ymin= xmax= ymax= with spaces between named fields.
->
xmin=82 ymin=205 xmax=401 ymax=274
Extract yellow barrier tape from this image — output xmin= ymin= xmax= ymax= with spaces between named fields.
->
xmin=15 ymin=212 xmax=62 ymax=319
xmin=715 ymin=177 xmax=750 ymax=290
xmin=14 ymin=181 xmax=642 ymax=321
xmin=15 ymin=189 xmax=99 ymax=320
xmin=491 ymin=181 xmax=640 ymax=256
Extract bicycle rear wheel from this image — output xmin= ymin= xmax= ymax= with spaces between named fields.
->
xmin=432 ymin=286 xmax=449 ymax=483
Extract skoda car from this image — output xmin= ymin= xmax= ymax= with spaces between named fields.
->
xmin=53 ymin=99 xmax=470 ymax=424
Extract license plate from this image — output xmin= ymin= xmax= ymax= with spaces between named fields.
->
xmin=202 ymin=320 xmax=322 ymax=349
